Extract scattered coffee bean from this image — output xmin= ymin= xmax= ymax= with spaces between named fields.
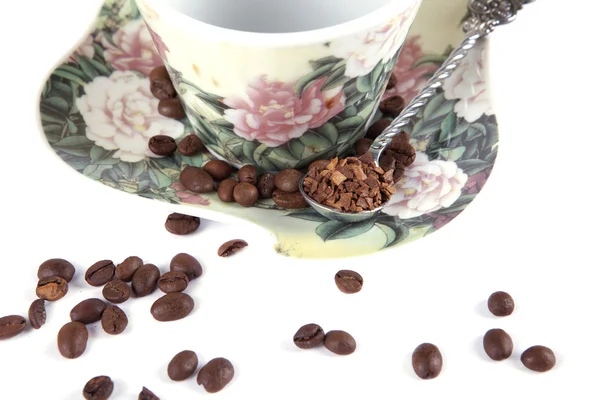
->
xmin=148 ymin=135 xmax=177 ymax=156
xmin=132 ymin=264 xmax=160 ymax=297
xmin=149 ymin=65 xmax=176 ymax=100
xmin=164 ymin=213 xmax=201 ymax=235
xmin=334 ymin=270 xmax=363 ymax=294
xmin=412 ymin=343 xmax=443 ymax=379
xmin=168 ymin=350 xmax=199 ymax=381
xmin=386 ymin=72 xmax=397 ymax=89
xmin=180 ymin=166 xmax=215 ymax=193
xmin=257 ymin=173 xmax=276 ymax=199
xmin=158 ymin=97 xmax=186 ymax=119
xmin=70 ymin=298 xmax=107 ymax=324
xmin=521 ymin=345 xmax=556 ymax=372
xmin=28 ymin=299 xmax=46 ymax=330
xmin=102 ymin=279 xmax=131 ymax=304
xmin=483 ymin=328 xmax=513 ymax=361
xmin=151 ymin=292 xmax=194 ymax=322
xmin=178 ymin=134 xmax=204 ymax=156
xmin=158 ymin=271 xmax=189 ymax=293
xmin=323 ymin=330 xmax=356 ymax=355
xmin=365 ymin=119 xmax=391 ymax=140
xmin=272 ymin=189 xmax=308 ymax=209
xmin=233 ymin=182 xmax=259 ymax=207
xmin=83 ymin=375 xmax=114 ymax=400
xmin=37 ymin=258 xmax=75 ymax=282
xmin=274 ymin=169 xmax=303 ymax=193
xmin=379 ymin=95 xmax=405 ymax=117
xmin=386 ymin=133 xmax=416 ymax=167
xmin=57 ymin=321 xmax=88 ymax=359
xmin=170 ymin=253 xmax=202 ymax=280
xmin=218 ymin=239 xmax=248 ymax=257
xmin=36 ymin=275 xmax=68 ymax=301
xmin=115 ymin=256 xmax=143 ymax=282
xmin=204 ymin=160 xmax=233 ymax=180
xmin=139 ymin=387 xmax=160 ymax=400
xmin=488 ymin=291 xmax=515 ymax=317
xmin=237 ymin=165 xmax=258 ymax=185
xmin=293 ymin=323 xmax=325 ymax=349
xmin=101 ymin=305 xmax=128 ymax=335
xmin=217 ymin=178 xmax=238 ymax=202
xmin=197 ymin=357 xmax=235 ymax=393
xmin=354 ymin=138 xmax=373 ymax=157
xmin=85 ymin=260 xmax=115 ymax=287
xmin=0 ymin=315 xmax=26 ymax=340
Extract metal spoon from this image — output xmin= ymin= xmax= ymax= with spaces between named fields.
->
xmin=300 ymin=0 xmax=533 ymax=223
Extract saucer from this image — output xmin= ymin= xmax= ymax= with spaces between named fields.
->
xmin=39 ymin=0 xmax=498 ymax=259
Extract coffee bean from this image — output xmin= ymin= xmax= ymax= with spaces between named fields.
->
xmin=379 ymin=95 xmax=405 ymax=117
xmin=488 ymin=291 xmax=515 ymax=317
xmin=28 ymin=299 xmax=46 ymax=330
xmin=101 ymin=305 xmax=128 ymax=335
xmin=334 ymin=270 xmax=363 ymax=294
xmin=386 ymin=72 xmax=397 ymax=89
xmin=0 ymin=315 xmax=26 ymax=340
xmin=387 ymin=135 xmax=416 ymax=167
xmin=149 ymin=65 xmax=176 ymax=100
xmin=168 ymin=350 xmax=199 ymax=381
xmin=218 ymin=239 xmax=248 ymax=257
xmin=139 ymin=387 xmax=160 ymax=400
xmin=272 ymin=189 xmax=308 ymax=209
xmin=102 ymin=279 xmax=131 ymax=304
xmin=412 ymin=343 xmax=443 ymax=379
xmin=197 ymin=357 xmax=235 ymax=393
xmin=274 ymin=169 xmax=303 ymax=193
xmin=115 ymin=256 xmax=143 ymax=282
xmin=85 ymin=260 xmax=115 ymax=287
xmin=204 ymin=160 xmax=233 ymax=180
xmin=293 ymin=323 xmax=325 ymax=349
xmin=323 ymin=330 xmax=356 ymax=355
xmin=354 ymin=138 xmax=373 ymax=157
xmin=151 ymin=292 xmax=194 ymax=322
xmin=132 ymin=264 xmax=160 ymax=297
xmin=158 ymin=97 xmax=186 ymax=119
xmin=57 ymin=321 xmax=88 ymax=359
xmin=257 ymin=173 xmax=276 ymax=198
xmin=483 ymin=328 xmax=513 ymax=361
xmin=170 ymin=253 xmax=202 ymax=280
xmin=366 ymin=119 xmax=391 ymax=140
xmin=70 ymin=298 xmax=107 ymax=324
xmin=148 ymin=135 xmax=177 ymax=156
xmin=36 ymin=275 xmax=68 ymax=301
xmin=178 ymin=134 xmax=204 ymax=156
xmin=233 ymin=182 xmax=258 ymax=207
xmin=165 ymin=213 xmax=200 ymax=235
xmin=180 ymin=166 xmax=215 ymax=193
xmin=217 ymin=178 xmax=238 ymax=202
xmin=38 ymin=258 xmax=75 ymax=282
xmin=521 ymin=345 xmax=556 ymax=372
xmin=83 ymin=375 xmax=114 ymax=400
xmin=237 ymin=165 xmax=258 ymax=185
xmin=158 ymin=271 xmax=189 ymax=293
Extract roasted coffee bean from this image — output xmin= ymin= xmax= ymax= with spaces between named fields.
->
xmin=217 ymin=239 xmax=248 ymax=257
xmin=386 ymin=72 xmax=397 ymax=89
xmin=257 ymin=173 xmax=276 ymax=199
xmin=323 ymin=330 xmax=356 ymax=355
xmin=334 ymin=270 xmax=363 ymax=294
xmin=180 ymin=166 xmax=215 ymax=193
xmin=218 ymin=178 xmax=238 ymax=202
xmin=272 ymin=189 xmax=308 ymax=209
xmin=102 ymin=279 xmax=131 ymax=304
xmin=132 ymin=264 xmax=160 ymax=297
xmin=28 ymin=299 xmax=46 ymax=330
xmin=148 ymin=135 xmax=177 ymax=156
xmin=149 ymin=65 xmax=176 ymax=100
xmin=412 ymin=343 xmax=443 ymax=379
xmin=197 ymin=357 xmax=235 ymax=393
xmin=151 ymin=292 xmax=194 ymax=322
xmin=379 ymin=153 xmax=397 ymax=172
xmin=387 ymin=141 xmax=416 ymax=167
xmin=115 ymin=256 xmax=143 ymax=282
xmin=365 ymin=119 xmax=391 ymax=140
xmin=168 ymin=350 xmax=199 ymax=381
xmin=70 ymin=298 xmax=107 ymax=324
xmin=483 ymin=328 xmax=513 ymax=361
xmin=83 ymin=375 xmax=114 ymax=400
xmin=38 ymin=258 xmax=75 ymax=282
xmin=379 ymin=95 xmax=405 ymax=117
xmin=139 ymin=387 xmax=160 ymax=400
xmin=158 ymin=271 xmax=189 ymax=293
xmin=354 ymin=138 xmax=373 ymax=156
xmin=237 ymin=165 xmax=258 ymax=185
xmin=178 ymin=134 xmax=204 ymax=156
xmin=274 ymin=169 xmax=303 ymax=193
xmin=36 ymin=276 xmax=68 ymax=301
xmin=488 ymin=291 xmax=515 ymax=317
xmin=85 ymin=260 xmax=115 ymax=287
xmin=57 ymin=321 xmax=88 ymax=359
xmin=158 ymin=97 xmax=186 ymax=119
xmin=521 ymin=345 xmax=556 ymax=372
xmin=233 ymin=182 xmax=259 ymax=207
xmin=101 ymin=305 xmax=128 ymax=335
xmin=165 ymin=213 xmax=201 ymax=235
xmin=0 ymin=315 xmax=26 ymax=340
xmin=293 ymin=323 xmax=325 ymax=349
xmin=204 ymin=160 xmax=233 ymax=180
xmin=170 ymin=253 xmax=202 ymax=280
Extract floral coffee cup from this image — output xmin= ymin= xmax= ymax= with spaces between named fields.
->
xmin=136 ymin=0 xmax=423 ymax=170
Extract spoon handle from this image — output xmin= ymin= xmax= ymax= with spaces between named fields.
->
xmin=369 ymin=0 xmax=533 ymax=164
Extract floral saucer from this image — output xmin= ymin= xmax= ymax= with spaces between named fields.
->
xmin=39 ymin=0 xmax=498 ymax=259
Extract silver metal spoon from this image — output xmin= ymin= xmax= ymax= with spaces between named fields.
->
xmin=300 ymin=0 xmax=533 ymax=223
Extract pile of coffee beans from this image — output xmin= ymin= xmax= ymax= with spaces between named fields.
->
xmin=293 ymin=323 xmax=356 ymax=356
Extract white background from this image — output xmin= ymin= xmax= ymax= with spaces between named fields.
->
xmin=0 ymin=0 xmax=597 ymax=399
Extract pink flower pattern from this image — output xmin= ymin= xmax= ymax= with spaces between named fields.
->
xmin=170 ymin=182 xmax=210 ymax=206
xmin=145 ymin=21 xmax=169 ymax=60
xmin=69 ymin=35 xmax=95 ymax=63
